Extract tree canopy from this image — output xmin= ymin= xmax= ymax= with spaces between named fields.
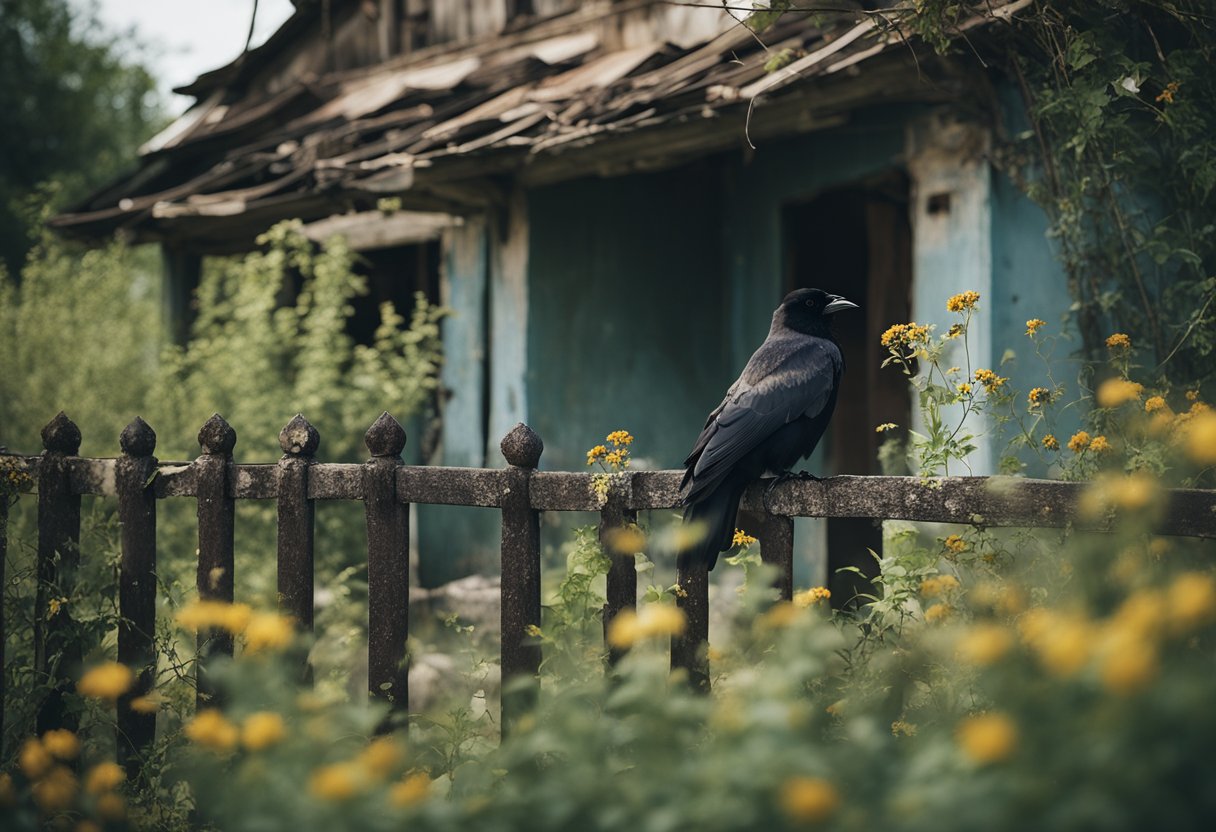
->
xmin=0 ymin=0 xmax=162 ymax=275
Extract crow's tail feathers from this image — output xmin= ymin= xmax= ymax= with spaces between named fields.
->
xmin=677 ymin=483 xmax=746 ymax=572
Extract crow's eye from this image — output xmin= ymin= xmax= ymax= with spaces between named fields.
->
xmin=805 ymin=299 xmax=815 ymax=308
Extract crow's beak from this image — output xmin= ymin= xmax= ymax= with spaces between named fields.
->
xmin=824 ymin=295 xmax=859 ymax=315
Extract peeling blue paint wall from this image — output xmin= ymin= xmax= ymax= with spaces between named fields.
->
xmin=990 ymin=168 xmax=1079 ymax=476
xmin=527 ymin=161 xmax=730 ymax=473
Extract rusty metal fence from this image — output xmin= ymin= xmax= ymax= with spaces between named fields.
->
xmin=3 ymin=410 xmax=1216 ymax=773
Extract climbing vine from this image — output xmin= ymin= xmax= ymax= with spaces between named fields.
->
xmin=747 ymin=0 xmax=1216 ymax=392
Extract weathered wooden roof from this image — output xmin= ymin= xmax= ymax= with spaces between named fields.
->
xmin=51 ymin=0 xmax=1030 ymax=251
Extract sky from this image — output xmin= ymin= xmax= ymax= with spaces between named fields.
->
xmin=83 ymin=0 xmax=296 ymax=114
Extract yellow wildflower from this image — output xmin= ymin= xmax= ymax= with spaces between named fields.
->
xmin=96 ymin=792 xmax=127 ymax=822
xmin=942 ymin=535 xmax=967 ymax=555
xmin=875 ymin=422 xmax=897 ymax=433
xmin=1027 ymin=387 xmax=1051 ymax=408
xmin=20 ymin=737 xmax=53 ymax=780
xmin=1025 ymin=318 xmax=1046 ymax=336
xmin=946 ymin=291 xmax=981 ymax=312
xmin=1100 ymin=633 xmax=1157 ymax=695
xmin=357 ymin=737 xmax=403 ymax=779
xmin=585 ymin=445 xmax=607 ymax=465
xmin=1089 ymin=435 xmax=1112 ymax=454
xmin=793 ymin=587 xmax=831 ymax=607
xmin=957 ymin=382 xmax=972 ymax=395
xmin=779 ymin=776 xmax=841 ymax=823
xmin=946 ymin=366 xmax=961 ymax=375
xmin=241 ymin=712 xmax=287 ymax=751
xmin=1068 ymin=431 xmax=1091 ymax=452
xmin=1096 ymin=378 xmax=1143 ymax=408
xmin=47 ymin=596 xmax=67 ymax=618
xmin=1104 ymin=472 xmax=1158 ymax=510
xmin=606 ymin=604 xmax=686 ymax=647
xmin=77 ymin=663 xmax=134 ymax=701
xmin=84 ymin=762 xmax=125 ymax=795
xmin=130 ymin=694 xmax=162 ymax=714
xmin=176 ymin=600 xmax=252 ymax=634
xmin=1041 ymin=433 xmax=1060 ymax=451
xmin=971 ymin=582 xmax=1026 ymax=615
xmin=891 ymin=719 xmax=918 ymax=737
xmin=957 ymin=713 xmax=1017 ymax=764
xmin=308 ymin=763 xmax=363 ymax=802
xmin=732 ymin=528 xmax=758 ymax=548
xmin=925 ymin=604 xmax=952 ymax=623
xmin=1166 ymin=572 xmax=1216 ymax=634
xmin=606 ymin=430 xmax=634 ymax=446
xmin=880 ymin=322 xmax=931 ymax=350
xmin=605 ymin=524 xmax=646 ymax=555
xmin=41 ymin=730 xmax=79 ymax=761
xmin=389 ymin=772 xmax=431 ymax=808
xmin=1156 ymin=80 xmax=1180 ymax=103
xmin=946 ymin=323 xmax=964 ymax=339
xmin=1144 ymin=396 xmax=1166 ymax=413
xmin=603 ymin=449 xmax=626 ymax=467
xmin=31 ymin=766 xmax=77 ymax=814
xmin=525 ymin=624 xmax=542 ymax=638
xmin=1111 ymin=589 xmax=1166 ymax=641
xmin=1187 ymin=389 xmax=1200 ymax=402
xmin=1021 ymin=609 xmax=1091 ymax=677
xmin=760 ymin=602 xmax=802 ymax=629
xmin=921 ymin=574 xmax=960 ymax=597
xmin=1183 ymin=410 xmax=1216 ymax=465
xmin=956 ymin=624 xmax=1013 ymax=666
xmin=184 ymin=709 xmax=240 ymax=752
xmin=973 ymin=368 xmax=1007 ymax=394
xmin=243 ymin=612 xmax=295 ymax=653
xmin=1105 ymin=332 xmax=1132 ymax=351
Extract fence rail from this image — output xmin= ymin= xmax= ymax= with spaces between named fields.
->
xmin=2 ymin=410 xmax=1215 ymax=771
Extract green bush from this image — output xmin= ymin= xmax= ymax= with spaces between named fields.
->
xmin=0 ymin=220 xmax=446 ymax=777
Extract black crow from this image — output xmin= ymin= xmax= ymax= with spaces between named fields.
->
xmin=678 ymin=288 xmax=857 ymax=570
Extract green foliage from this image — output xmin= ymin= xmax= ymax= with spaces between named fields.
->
xmin=0 ymin=219 xmax=446 ymax=774
xmin=1006 ymin=1 xmax=1216 ymax=392
xmin=902 ymin=0 xmax=1216 ymax=391
xmin=0 ymin=0 xmax=162 ymax=274
xmin=0 ymin=221 xmax=163 ymax=458
xmin=158 ymin=221 xmax=445 ymax=463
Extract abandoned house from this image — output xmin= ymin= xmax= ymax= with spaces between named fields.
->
xmin=52 ymin=0 xmax=1071 ymax=587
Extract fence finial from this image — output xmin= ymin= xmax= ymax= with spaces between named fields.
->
xmin=119 ymin=417 xmax=157 ymax=457
xmin=41 ymin=411 xmax=81 ymax=455
xmin=501 ymin=422 xmax=543 ymax=469
xmin=365 ymin=412 xmax=406 ymax=458
xmin=279 ymin=414 xmax=320 ymax=457
xmin=198 ymin=413 xmax=237 ymax=455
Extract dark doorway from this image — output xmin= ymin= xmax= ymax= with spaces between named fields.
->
xmin=783 ymin=174 xmax=912 ymax=607
xmin=349 ymin=242 xmax=442 ymax=345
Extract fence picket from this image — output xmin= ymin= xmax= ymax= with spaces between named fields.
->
xmin=277 ymin=415 xmax=318 ymax=635
xmin=195 ymin=414 xmax=237 ymax=706
xmin=35 ymin=412 xmax=82 ymax=734
xmin=116 ymin=417 xmax=158 ymax=775
xmin=671 ymin=560 xmax=710 ymax=692
xmin=499 ymin=423 xmax=543 ymax=733
xmin=599 ymin=481 xmax=638 ymax=666
xmin=363 ymin=413 xmax=410 ymax=722
xmin=757 ymin=512 xmax=795 ymax=602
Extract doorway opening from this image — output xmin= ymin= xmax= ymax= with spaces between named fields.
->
xmin=782 ymin=172 xmax=912 ymax=605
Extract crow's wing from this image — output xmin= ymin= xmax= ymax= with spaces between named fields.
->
xmin=681 ymin=338 xmax=840 ymax=504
